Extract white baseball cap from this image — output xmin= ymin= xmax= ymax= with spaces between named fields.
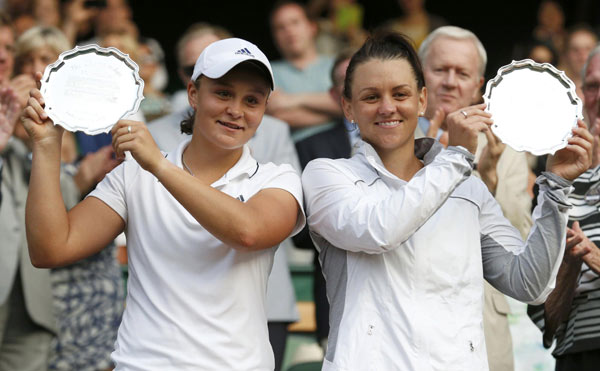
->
xmin=191 ymin=38 xmax=275 ymax=90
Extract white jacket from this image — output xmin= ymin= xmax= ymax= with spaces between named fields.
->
xmin=302 ymin=138 xmax=572 ymax=371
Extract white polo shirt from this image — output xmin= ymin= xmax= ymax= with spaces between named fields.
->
xmin=89 ymin=139 xmax=305 ymax=371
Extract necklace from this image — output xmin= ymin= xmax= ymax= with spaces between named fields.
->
xmin=182 ymin=154 xmax=194 ymax=176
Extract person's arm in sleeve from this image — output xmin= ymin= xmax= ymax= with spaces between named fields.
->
xmin=480 ymin=121 xmax=593 ymax=304
xmin=303 ymin=104 xmax=495 ymax=254
xmin=480 ymin=174 xmax=572 ymax=305
xmin=266 ymin=90 xmax=342 ymax=128
xmin=268 ymin=106 xmax=333 ymax=128
xmin=303 ymin=145 xmax=474 ymax=254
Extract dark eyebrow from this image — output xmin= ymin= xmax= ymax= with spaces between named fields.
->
xmin=212 ymin=82 xmax=268 ymax=97
xmin=213 ymin=81 xmax=235 ymax=88
xmin=358 ymin=87 xmax=377 ymax=94
xmin=250 ymin=88 xmax=268 ymax=97
xmin=358 ymin=84 xmax=410 ymax=94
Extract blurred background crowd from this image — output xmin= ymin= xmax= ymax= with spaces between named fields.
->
xmin=0 ymin=0 xmax=599 ymax=370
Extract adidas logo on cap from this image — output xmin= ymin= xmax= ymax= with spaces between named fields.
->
xmin=235 ymin=48 xmax=254 ymax=57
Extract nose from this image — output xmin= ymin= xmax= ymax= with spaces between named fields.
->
xmin=377 ymin=95 xmax=395 ymax=116
xmin=226 ymin=99 xmax=243 ymax=119
xmin=442 ymin=70 xmax=457 ymax=88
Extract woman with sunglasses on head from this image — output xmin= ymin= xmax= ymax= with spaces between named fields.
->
xmin=22 ymin=38 xmax=305 ymax=371
xmin=301 ymin=32 xmax=593 ymax=371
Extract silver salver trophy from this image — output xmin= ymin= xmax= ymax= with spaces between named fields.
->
xmin=484 ymin=59 xmax=583 ymax=155
xmin=40 ymin=44 xmax=144 ymax=135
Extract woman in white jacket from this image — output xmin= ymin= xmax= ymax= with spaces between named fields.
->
xmin=301 ymin=32 xmax=593 ymax=371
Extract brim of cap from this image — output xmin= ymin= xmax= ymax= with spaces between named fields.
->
xmin=201 ymin=56 xmax=275 ymax=90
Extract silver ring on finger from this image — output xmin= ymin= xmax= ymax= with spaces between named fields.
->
xmin=127 ymin=125 xmax=132 ymax=134
xmin=460 ymin=110 xmax=468 ymax=118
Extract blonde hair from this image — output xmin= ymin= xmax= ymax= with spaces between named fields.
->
xmin=15 ymin=26 xmax=70 ymax=67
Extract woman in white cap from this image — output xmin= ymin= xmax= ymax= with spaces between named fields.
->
xmin=21 ymin=38 xmax=305 ymax=371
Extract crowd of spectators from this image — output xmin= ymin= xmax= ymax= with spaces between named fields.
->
xmin=0 ymin=0 xmax=599 ymax=370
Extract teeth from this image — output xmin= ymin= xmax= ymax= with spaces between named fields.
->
xmin=219 ymin=121 xmax=242 ymax=129
xmin=377 ymin=120 xmax=401 ymax=126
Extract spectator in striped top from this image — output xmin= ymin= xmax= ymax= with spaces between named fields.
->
xmin=528 ymin=44 xmax=600 ymax=371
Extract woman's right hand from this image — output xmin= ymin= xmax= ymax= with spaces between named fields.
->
xmin=111 ymin=119 xmax=166 ymax=174
xmin=21 ymin=72 xmax=64 ymax=146
xmin=446 ymin=103 xmax=493 ymax=154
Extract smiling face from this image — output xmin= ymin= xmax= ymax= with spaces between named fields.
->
xmin=422 ymin=37 xmax=483 ymax=118
xmin=342 ymin=58 xmax=426 ymax=154
xmin=187 ymin=63 xmax=270 ymax=151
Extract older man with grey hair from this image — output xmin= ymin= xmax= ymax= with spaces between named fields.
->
xmin=528 ymin=44 xmax=600 ymax=371
xmin=418 ymin=26 xmax=534 ymax=371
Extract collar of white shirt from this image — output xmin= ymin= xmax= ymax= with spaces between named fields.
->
xmin=169 ymin=138 xmax=260 ymax=187
xmin=355 ymin=137 xmax=443 ymax=182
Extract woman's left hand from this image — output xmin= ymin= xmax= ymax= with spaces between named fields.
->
xmin=547 ymin=120 xmax=593 ymax=181
xmin=111 ymin=119 xmax=166 ymax=174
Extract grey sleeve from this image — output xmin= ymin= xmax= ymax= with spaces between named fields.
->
xmin=480 ymin=172 xmax=572 ymax=305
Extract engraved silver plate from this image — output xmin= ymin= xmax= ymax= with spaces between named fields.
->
xmin=484 ymin=59 xmax=583 ymax=155
xmin=40 ymin=44 xmax=144 ymax=135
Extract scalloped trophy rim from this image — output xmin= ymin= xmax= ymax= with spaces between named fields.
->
xmin=40 ymin=43 xmax=145 ymax=135
xmin=483 ymin=58 xmax=583 ymax=156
